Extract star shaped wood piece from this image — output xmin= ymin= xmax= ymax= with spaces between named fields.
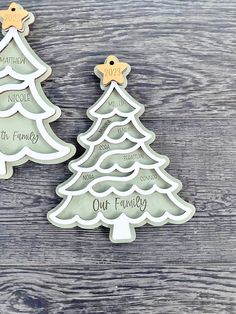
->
xmin=0 ymin=2 xmax=29 ymax=31
xmin=96 ymin=55 xmax=129 ymax=87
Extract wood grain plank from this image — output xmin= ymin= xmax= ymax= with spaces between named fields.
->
xmin=0 ymin=219 xmax=235 ymax=266
xmin=1 ymin=0 xmax=236 ymax=119
xmin=0 ymin=266 xmax=235 ymax=314
xmin=0 ymin=0 xmax=235 ymax=312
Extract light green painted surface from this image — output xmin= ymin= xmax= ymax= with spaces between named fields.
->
xmin=0 ymin=7 xmax=75 ymax=179
xmin=0 ymin=114 xmax=56 ymax=154
xmin=0 ymin=39 xmax=36 ymax=74
xmin=49 ymin=72 xmax=195 ymax=243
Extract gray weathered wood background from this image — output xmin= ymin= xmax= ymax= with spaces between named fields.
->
xmin=0 ymin=0 xmax=236 ymax=313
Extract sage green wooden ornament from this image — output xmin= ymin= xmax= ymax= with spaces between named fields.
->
xmin=48 ymin=55 xmax=195 ymax=243
xmin=0 ymin=3 xmax=75 ymax=179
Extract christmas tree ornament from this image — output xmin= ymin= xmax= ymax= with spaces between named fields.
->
xmin=48 ymin=55 xmax=195 ymax=243
xmin=0 ymin=3 xmax=75 ymax=179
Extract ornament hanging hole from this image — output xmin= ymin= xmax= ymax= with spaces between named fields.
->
xmin=110 ymin=61 xmax=114 ymax=65
xmin=11 ymin=8 xmax=16 ymax=12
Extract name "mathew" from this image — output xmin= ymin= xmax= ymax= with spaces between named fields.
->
xmin=0 ymin=56 xmax=26 ymax=65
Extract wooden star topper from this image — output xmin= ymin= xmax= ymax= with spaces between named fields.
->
xmin=0 ymin=2 xmax=29 ymax=31
xmin=95 ymin=55 xmax=130 ymax=87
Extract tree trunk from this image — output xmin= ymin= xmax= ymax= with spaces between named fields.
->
xmin=110 ymin=214 xmax=134 ymax=243
xmin=0 ymin=160 xmax=6 ymax=176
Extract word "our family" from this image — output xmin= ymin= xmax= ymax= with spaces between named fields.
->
xmin=93 ymin=196 xmax=147 ymax=212
xmin=0 ymin=130 xmax=39 ymax=144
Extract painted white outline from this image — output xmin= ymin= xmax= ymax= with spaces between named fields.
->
xmin=49 ymin=81 xmax=195 ymax=242
xmin=0 ymin=81 xmax=27 ymax=93
xmin=0 ymin=79 xmax=56 ymax=119
xmin=71 ymin=85 xmax=156 ymax=171
xmin=0 ymin=27 xmax=47 ymax=81
xmin=0 ymin=26 xmax=74 ymax=178
xmin=74 ymin=142 xmax=165 ymax=173
xmin=59 ymin=164 xmax=179 ymax=196
xmin=0 ymin=117 xmax=71 ymax=164
xmin=89 ymin=82 xmax=141 ymax=118
xmin=82 ymin=117 xmax=151 ymax=145
xmin=0 ymin=102 xmax=51 ymax=119
xmin=71 ymin=142 xmax=165 ymax=172
xmin=49 ymin=194 xmax=194 ymax=226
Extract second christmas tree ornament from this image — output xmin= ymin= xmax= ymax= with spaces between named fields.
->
xmin=48 ymin=55 xmax=195 ymax=243
xmin=0 ymin=3 xmax=75 ymax=179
